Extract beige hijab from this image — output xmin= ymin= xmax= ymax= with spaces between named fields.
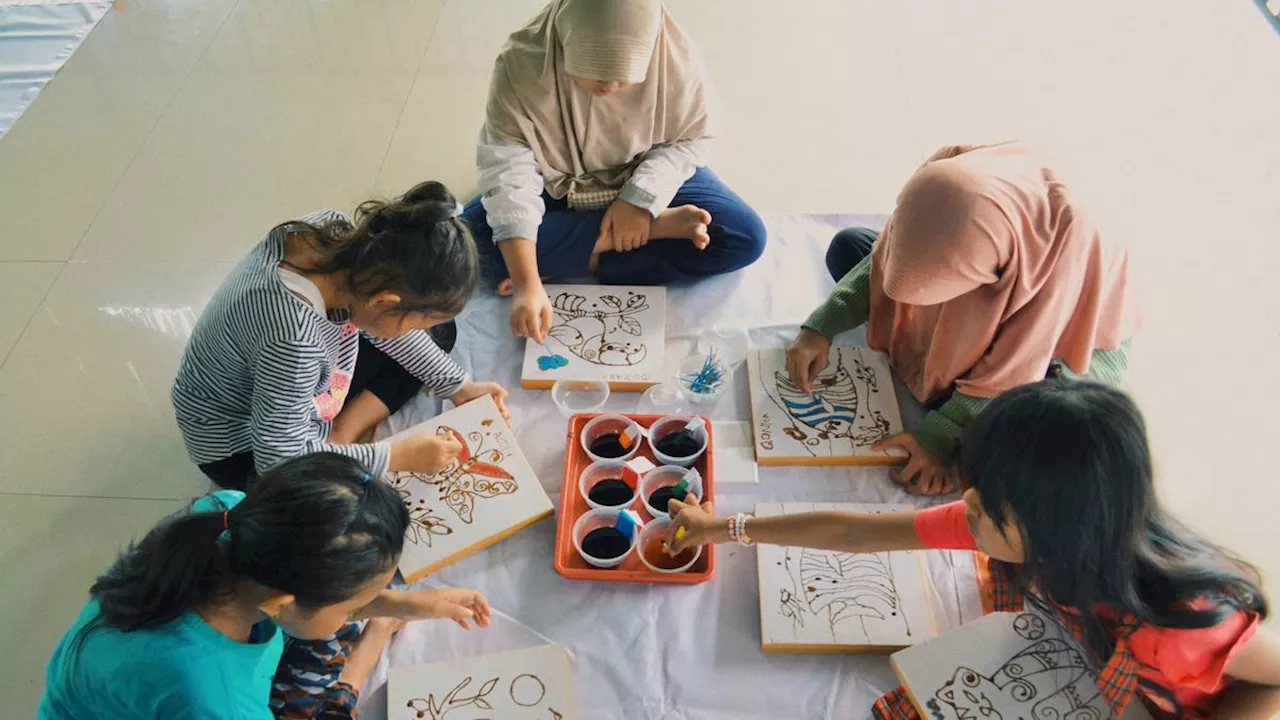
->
xmin=867 ymin=142 xmax=1138 ymax=403
xmin=485 ymin=0 xmax=715 ymax=198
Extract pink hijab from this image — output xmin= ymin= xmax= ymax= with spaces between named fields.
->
xmin=867 ymin=143 xmax=1138 ymax=403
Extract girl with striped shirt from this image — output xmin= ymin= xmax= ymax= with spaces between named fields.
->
xmin=172 ymin=181 xmax=507 ymax=489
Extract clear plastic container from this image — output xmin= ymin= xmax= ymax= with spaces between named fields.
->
xmin=648 ymin=415 xmax=708 ymax=468
xmin=578 ymin=459 xmax=638 ymax=511
xmin=551 ymin=378 xmax=610 ymax=417
xmin=638 ymin=517 xmax=703 ymax=574
xmin=640 ymin=466 xmax=703 ymax=519
xmin=571 ymin=508 xmax=638 ymax=568
xmin=676 ymin=352 xmax=732 ymax=406
xmin=579 ymin=414 xmax=643 ymax=463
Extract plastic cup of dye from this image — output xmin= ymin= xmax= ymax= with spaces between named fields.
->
xmin=640 ymin=466 xmax=703 ymax=519
xmin=551 ymin=378 xmax=610 ymax=417
xmin=638 ymin=517 xmax=703 ymax=574
xmin=580 ymin=414 xmax=643 ymax=463
xmin=572 ymin=508 xmax=638 ymax=568
xmin=675 ymin=353 xmax=732 ymax=406
xmin=649 ymin=415 xmax=708 ymax=468
xmin=578 ymin=459 xmax=639 ymax=511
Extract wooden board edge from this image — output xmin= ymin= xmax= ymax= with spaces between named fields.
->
xmin=518 ymin=378 xmax=657 ymax=392
xmin=744 ymin=351 xmax=766 ymax=463
xmin=755 ymin=454 xmax=909 ymax=467
xmin=889 ymin=654 xmax=931 ymax=718
xmin=403 ymin=507 xmax=556 ymax=584
xmin=761 ymin=642 xmax=905 ymax=655
xmin=607 ymin=380 xmax=658 ymax=392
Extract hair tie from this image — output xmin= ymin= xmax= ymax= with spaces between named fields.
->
xmin=361 ymin=473 xmax=373 ymax=485
xmin=217 ymin=510 xmax=232 ymax=543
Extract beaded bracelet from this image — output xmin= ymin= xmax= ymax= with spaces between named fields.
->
xmin=728 ymin=512 xmax=755 ymax=546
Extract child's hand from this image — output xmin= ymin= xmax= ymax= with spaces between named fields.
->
xmin=391 ymin=432 xmax=462 ymax=473
xmin=599 ymin=200 xmax=652 ymax=252
xmin=876 ymin=433 xmax=956 ymax=495
xmin=404 ymin=588 xmax=493 ymax=630
xmin=664 ymin=498 xmax=721 ymax=555
xmin=786 ymin=329 xmax=832 ymax=394
xmin=510 ymin=284 xmax=553 ymax=343
xmin=452 ymin=381 xmax=510 ymax=420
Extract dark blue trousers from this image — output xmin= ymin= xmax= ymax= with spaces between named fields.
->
xmin=462 ymin=166 xmax=766 ymax=285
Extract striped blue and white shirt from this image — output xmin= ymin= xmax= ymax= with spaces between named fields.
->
xmin=171 ymin=210 xmax=468 ymax=476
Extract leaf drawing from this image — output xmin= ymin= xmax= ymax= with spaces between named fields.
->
xmin=386 ymin=474 xmax=454 ymax=547
xmin=617 ymin=314 xmax=641 ymax=336
xmin=405 ymin=674 xmax=500 ymax=720
xmin=545 ymin=291 xmax=651 ymax=368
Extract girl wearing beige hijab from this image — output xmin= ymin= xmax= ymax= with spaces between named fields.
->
xmin=462 ymin=0 xmax=766 ymax=341
xmin=789 ymin=143 xmax=1139 ymax=495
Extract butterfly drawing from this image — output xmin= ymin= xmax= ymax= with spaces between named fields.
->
xmin=417 ymin=427 xmax=519 ymax=524
xmin=385 ymin=474 xmax=454 ymax=547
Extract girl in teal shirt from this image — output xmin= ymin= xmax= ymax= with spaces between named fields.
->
xmin=40 ymin=453 xmax=491 ymax=719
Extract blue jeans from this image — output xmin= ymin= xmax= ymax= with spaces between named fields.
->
xmin=462 ymin=166 xmax=767 ymax=285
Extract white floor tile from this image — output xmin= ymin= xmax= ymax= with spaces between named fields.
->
xmin=69 ymin=0 xmax=238 ymax=72
xmin=0 ymin=261 xmax=225 ymax=499
xmin=374 ymin=68 xmax=491 ymax=199
xmin=419 ymin=0 xmax=546 ymax=71
xmin=0 ymin=494 xmax=183 ymax=715
xmin=201 ymin=0 xmax=445 ymax=71
xmin=670 ymin=0 xmax=921 ymax=211
xmin=0 ymin=68 xmax=187 ymax=260
xmin=0 ymin=263 xmax=61 ymax=362
xmin=72 ymin=68 xmax=415 ymax=262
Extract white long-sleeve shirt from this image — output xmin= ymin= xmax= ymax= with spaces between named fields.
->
xmin=171 ymin=210 xmax=468 ymax=476
xmin=476 ymin=125 xmax=708 ymax=243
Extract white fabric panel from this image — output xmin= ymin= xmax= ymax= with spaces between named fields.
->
xmin=0 ymin=1 xmax=109 ymax=137
xmin=364 ymin=214 xmax=983 ymax=719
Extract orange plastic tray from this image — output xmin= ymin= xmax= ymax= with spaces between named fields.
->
xmin=553 ymin=412 xmax=715 ymax=584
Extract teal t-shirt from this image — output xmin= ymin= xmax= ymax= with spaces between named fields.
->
xmin=38 ymin=491 xmax=283 ymax=720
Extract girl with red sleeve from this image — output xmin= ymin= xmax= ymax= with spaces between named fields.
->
xmin=668 ymin=379 xmax=1280 ymax=718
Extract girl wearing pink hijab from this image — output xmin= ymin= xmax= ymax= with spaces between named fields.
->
xmin=789 ymin=143 xmax=1139 ymax=495
xmin=463 ymin=0 xmax=766 ymax=342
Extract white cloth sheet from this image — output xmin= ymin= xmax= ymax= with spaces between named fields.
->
xmin=365 ymin=214 xmax=984 ymax=719
xmin=0 ymin=1 xmax=109 ymax=138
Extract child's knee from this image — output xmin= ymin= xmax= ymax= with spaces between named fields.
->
xmin=716 ymin=204 xmax=767 ymax=266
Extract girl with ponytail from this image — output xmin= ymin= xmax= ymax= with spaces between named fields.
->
xmin=40 ymin=452 xmax=491 ymax=719
xmin=172 ymin=180 xmax=510 ymax=490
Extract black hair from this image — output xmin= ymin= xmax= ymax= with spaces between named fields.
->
xmin=279 ymin=180 xmax=479 ymax=317
xmin=962 ymin=378 xmax=1267 ymax=661
xmin=88 ymin=453 xmax=408 ymax=632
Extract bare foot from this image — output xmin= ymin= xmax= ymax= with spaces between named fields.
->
xmin=650 ymin=205 xmax=712 ymax=249
xmin=496 ymin=278 xmax=515 ymax=297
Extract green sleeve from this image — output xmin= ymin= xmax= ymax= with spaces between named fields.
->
xmin=803 ymin=253 xmax=872 ymax=338
xmin=1059 ymin=339 xmax=1132 ymax=386
xmin=913 ymin=393 xmax=989 ymax=465
xmin=914 ymin=339 xmax=1134 ymax=464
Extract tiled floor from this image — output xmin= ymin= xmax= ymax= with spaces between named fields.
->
xmin=1 ymin=0 xmax=1278 ymax=713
